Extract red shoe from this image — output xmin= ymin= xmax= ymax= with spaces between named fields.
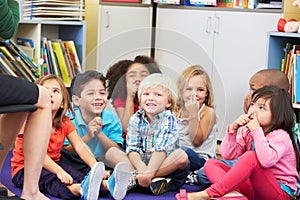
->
xmin=176 ymin=189 xmax=188 ymax=200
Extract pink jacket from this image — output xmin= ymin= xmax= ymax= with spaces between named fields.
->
xmin=220 ymin=126 xmax=299 ymax=190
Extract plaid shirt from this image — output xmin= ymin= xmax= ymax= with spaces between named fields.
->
xmin=126 ymin=109 xmax=179 ymax=156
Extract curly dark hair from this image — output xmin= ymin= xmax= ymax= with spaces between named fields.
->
xmin=106 ymin=55 xmax=162 ymax=105
xmin=106 ymin=60 xmax=134 ymax=101
xmin=133 ymin=55 xmax=161 ymax=74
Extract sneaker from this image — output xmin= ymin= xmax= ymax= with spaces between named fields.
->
xmin=186 ymin=171 xmax=199 ymax=185
xmin=150 ymin=177 xmax=172 ymax=195
xmin=107 ymin=162 xmax=131 ymax=200
xmin=294 ymin=180 xmax=300 ymax=197
xmin=81 ymin=162 xmax=105 ymax=200
xmin=127 ymin=170 xmax=138 ymax=191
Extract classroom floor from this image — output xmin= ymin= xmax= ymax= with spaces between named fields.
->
xmin=0 ymin=151 xmax=201 ymax=200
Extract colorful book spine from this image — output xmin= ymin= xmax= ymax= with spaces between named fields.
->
xmin=51 ymin=41 xmax=71 ymax=86
xmin=63 ymin=40 xmax=81 ymax=75
xmin=296 ymin=54 xmax=300 ymax=103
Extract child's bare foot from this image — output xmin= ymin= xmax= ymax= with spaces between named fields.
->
xmin=21 ymin=191 xmax=50 ymax=200
xmin=188 ymin=191 xmax=210 ymax=200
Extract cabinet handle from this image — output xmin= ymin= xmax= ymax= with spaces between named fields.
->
xmin=106 ymin=11 xmax=110 ymax=28
xmin=214 ymin=16 xmax=220 ymax=34
xmin=205 ymin=16 xmax=212 ymax=33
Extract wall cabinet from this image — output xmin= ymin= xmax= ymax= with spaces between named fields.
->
xmin=155 ymin=7 xmax=280 ymax=139
xmin=15 ymin=20 xmax=86 ymax=70
xmin=96 ymin=4 xmax=153 ymax=73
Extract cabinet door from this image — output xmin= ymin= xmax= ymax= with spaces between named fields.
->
xmin=97 ymin=5 xmax=152 ymax=72
xmin=155 ymin=8 xmax=215 ymax=79
xmin=213 ymin=11 xmax=280 ymax=139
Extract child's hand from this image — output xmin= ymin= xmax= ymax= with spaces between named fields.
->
xmin=57 ymin=170 xmax=73 ymax=185
xmin=127 ymin=81 xmax=139 ymax=98
xmin=88 ymin=117 xmax=102 ymax=137
xmin=246 ymin=113 xmax=260 ymax=131
xmin=185 ymin=94 xmax=199 ymax=118
xmin=229 ymin=114 xmax=252 ymax=133
xmin=103 ymin=170 xmax=110 ymax=180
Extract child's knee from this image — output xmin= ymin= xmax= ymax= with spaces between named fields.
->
xmin=240 ymin=151 xmax=258 ymax=164
xmin=176 ymin=149 xmax=189 ymax=169
xmin=105 ymin=147 xmax=122 ymax=160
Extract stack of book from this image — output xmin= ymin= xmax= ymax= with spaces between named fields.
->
xmin=40 ymin=38 xmax=82 ymax=86
xmin=21 ymin=0 xmax=85 ymax=21
xmin=0 ymin=40 xmax=39 ymax=82
xmin=41 ymin=37 xmax=81 ymax=86
xmin=0 ymin=38 xmax=82 ymax=86
xmin=281 ymin=42 xmax=300 ymax=105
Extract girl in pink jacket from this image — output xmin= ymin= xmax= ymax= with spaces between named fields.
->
xmin=177 ymin=85 xmax=300 ymax=200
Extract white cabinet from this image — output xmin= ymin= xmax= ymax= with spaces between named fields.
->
xmin=155 ymin=7 xmax=280 ymax=139
xmin=96 ymin=4 xmax=153 ymax=72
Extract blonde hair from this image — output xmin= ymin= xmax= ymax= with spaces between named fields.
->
xmin=36 ymin=75 xmax=74 ymax=128
xmin=177 ymin=65 xmax=214 ymax=110
xmin=138 ymin=73 xmax=177 ymax=112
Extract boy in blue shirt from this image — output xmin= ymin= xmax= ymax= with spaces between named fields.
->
xmin=61 ymin=70 xmax=123 ymax=174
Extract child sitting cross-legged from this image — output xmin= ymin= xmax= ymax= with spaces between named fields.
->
xmin=177 ymin=85 xmax=300 ymax=200
xmin=11 ymin=75 xmax=131 ymax=200
xmin=105 ymin=73 xmax=189 ymax=197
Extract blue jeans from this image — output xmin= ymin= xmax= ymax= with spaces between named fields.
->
xmin=181 ymin=146 xmax=206 ymax=171
xmin=197 ymin=158 xmax=239 ymax=189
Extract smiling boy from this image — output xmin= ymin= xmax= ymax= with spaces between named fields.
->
xmin=60 ymin=70 xmax=123 ymax=173
xmin=105 ymin=73 xmax=189 ymax=196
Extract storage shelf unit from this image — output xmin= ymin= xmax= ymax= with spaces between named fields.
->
xmin=266 ymin=31 xmax=300 ymax=109
xmin=16 ymin=20 xmax=86 ymax=70
xmin=267 ymin=31 xmax=300 ymax=70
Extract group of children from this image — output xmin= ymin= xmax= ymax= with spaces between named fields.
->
xmin=0 ymin=1 xmax=299 ymax=199
xmin=2 ymin=55 xmax=300 ymax=200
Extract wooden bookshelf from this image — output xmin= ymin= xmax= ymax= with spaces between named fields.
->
xmin=266 ymin=31 xmax=300 ymax=108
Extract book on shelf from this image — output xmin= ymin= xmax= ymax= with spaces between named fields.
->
xmin=33 ymin=37 xmax=81 ymax=85
xmin=296 ymin=53 xmax=300 ymax=103
xmin=0 ymin=40 xmax=39 ymax=82
xmin=16 ymin=38 xmax=35 ymax=61
xmin=0 ymin=46 xmax=36 ymax=82
xmin=16 ymin=38 xmax=34 ymax=48
xmin=3 ymin=40 xmax=38 ymax=76
xmin=63 ymin=40 xmax=82 ymax=74
xmin=0 ymin=52 xmax=20 ymax=78
xmin=280 ymin=42 xmax=300 ymax=104
xmin=0 ymin=37 xmax=81 ymax=84
xmin=46 ymin=40 xmax=60 ymax=77
xmin=51 ymin=40 xmax=72 ymax=86
xmin=281 ymin=42 xmax=293 ymax=73
xmin=57 ymin=39 xmax=75 ymax=80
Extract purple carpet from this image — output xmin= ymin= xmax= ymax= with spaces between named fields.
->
xmin=0 ymin=151 xmax=201 ymax=199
